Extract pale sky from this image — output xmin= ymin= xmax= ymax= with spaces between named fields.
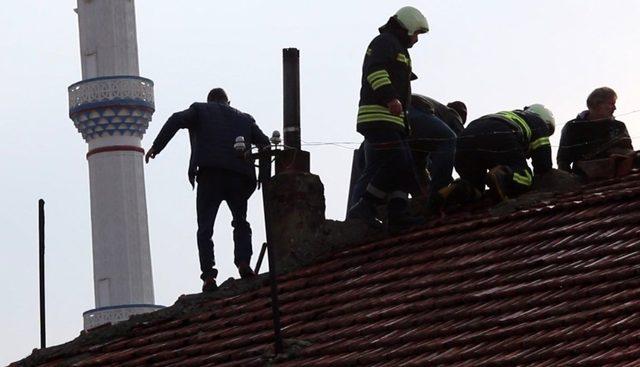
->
xmin=2 ymin=0 xmax=640 ymax=364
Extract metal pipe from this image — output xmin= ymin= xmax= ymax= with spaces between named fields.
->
xmin=259 ymin=151 xmax=284 ymax=355
xmin=346 ymin=148 xmax=364 ymax=216
xmin=265 ymin=235 xmax=284 ymax=355
xmin=38 ymin=199 xmax=46 ymax=349
xmin=254 ymin=242 xmax=268 ymax=274
xmin=283 ymin=48 xmax=301 ymax=150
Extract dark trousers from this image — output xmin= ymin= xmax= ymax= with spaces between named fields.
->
xmin=408 ymin=107 xmax=457 ymax=193
xmin=348 ymin=119 xmax=451 ymax=209
xmin=351 ymin=129 xmax=418 ymax=203
xmin=196 ymin=168 xmax=256 ymax=280
xmin=455 ymin=119 xmax=532 ymax=195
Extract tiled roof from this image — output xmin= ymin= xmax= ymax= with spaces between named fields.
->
xmin=13 ymin=170 xmax=640 ymax=366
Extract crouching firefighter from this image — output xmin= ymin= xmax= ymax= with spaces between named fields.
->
xmin=453 ymin=104 xmax=555 ymax=201
xmin=347 ymin=6 xmax=429 ymax=232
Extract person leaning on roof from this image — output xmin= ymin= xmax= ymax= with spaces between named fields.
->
xmin=347 ymin=6 xmax=429 ymax=232
xmin=454 ymin=104 xmax=556 ymax=201
xmin=409 ymin=95 xmax=467 ymax=197
xmin=347 ymin=96 xmax=467 ymax=212
xmin=145 ymin=88 xmax=270 ymax=292
xmin=557 ymin=87 xmax=634 ymax=173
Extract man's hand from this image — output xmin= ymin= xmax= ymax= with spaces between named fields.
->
xmin=387 ymin=99 xmax=403 ymax=116
xmin=145 ymin=147 xmax=157 ymax=163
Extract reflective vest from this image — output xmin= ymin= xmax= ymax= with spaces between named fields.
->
xmin=486 ymin=111 xmax=550 ymax=153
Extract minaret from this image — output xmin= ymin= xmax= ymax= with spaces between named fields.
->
xmin=68 ymin=0 xmax=162 ymax=330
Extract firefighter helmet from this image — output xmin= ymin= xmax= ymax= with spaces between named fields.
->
xmin=525 ymin=104 xmax=556 ymax=135
xmin=395 ymin=6 xmax=429 ymax=35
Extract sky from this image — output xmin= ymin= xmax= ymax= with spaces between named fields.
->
xmin=2 ymin=0 xmax=640 ymax=364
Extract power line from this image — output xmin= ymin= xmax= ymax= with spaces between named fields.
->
xmin=297 ymin=109 xmax=640 ymax=154
xmin=615 ymin=109 xmax=640 ymax=118
xmin=301 ymin=134 xmax=637 ymax=153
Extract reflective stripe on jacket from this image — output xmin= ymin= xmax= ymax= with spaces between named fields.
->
xmin=485 ymin=111 xmax=551 ymax=154
xmin=357 ymin=105 xmax=405 ymax=129
xmin=357 ymin=31 xmax=412 ymax=135
xmin=475 ymin=110 xmax=553 ymax=175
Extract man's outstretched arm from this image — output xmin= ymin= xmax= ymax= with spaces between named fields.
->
xmin=145 ymin=106 xmax=197 ymax=163
xmin=251 ymin=120 xmax=270 ymax=149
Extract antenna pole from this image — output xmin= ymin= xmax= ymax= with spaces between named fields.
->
xmin=38 ymin=199 xmax=46 ymax=349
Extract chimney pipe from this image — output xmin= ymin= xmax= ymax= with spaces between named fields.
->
xmin=278 ymin=48 xmax=310 ymax=174
xmin=283 ymin=48 xmax=301 ymax=150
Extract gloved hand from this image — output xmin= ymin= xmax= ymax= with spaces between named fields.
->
xmin=387 ymin=99 xmax=403 ymax=116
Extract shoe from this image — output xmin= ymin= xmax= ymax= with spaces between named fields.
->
xmin=201 ymin=269 xmax=219 ymax=292
xmin=485 ymin=166 xmax=512 ymax=201
xmin=202 ymin=277 xmax=218 ymax=292
xmin=347 ymin=198 xmax=383 ymax=230
xmin=238 ymin=262 xmax=256 ymax=279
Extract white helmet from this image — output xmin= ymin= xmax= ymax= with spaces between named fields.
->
xmin=525 ymin=103 xmax=556 ymax=135
xmin=395 ymin=6 xmax=429 ymax=35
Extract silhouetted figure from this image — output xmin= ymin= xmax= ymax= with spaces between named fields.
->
xmin=146 ymin=88 xmax=269 ymax=292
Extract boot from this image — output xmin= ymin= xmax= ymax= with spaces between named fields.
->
xmin=347 ymin=198 xmax=383 ymax=229
xmin=387 ymin=198 xmax=425 ymax=234
xmin=485 ymin=165 xmax=513 ymax=201
xmin=447 ymin=179 xmax=482 ymax=204
xmin=428 ymin=179 xmax=481 ymax=211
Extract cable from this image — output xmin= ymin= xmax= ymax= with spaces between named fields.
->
xmin=614 ymin=109 xmax=640 ymax=118
xmin=298 ymin=109 xmax=640 ymax=152
xmin=301 ymin=140 xmax=356 ymax=150
xmin=300 ymin=134 xmax=637 ymax=154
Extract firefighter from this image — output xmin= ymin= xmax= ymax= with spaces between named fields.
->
xmin=348 ymin=96 xmax=467 ymax=212
xmin=454 ymin=104 xmax=555 ymax=201
xmin=347 ymin=6 xmax=429 ymax=232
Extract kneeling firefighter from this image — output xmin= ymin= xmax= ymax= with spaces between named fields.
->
xmin=452 ymin=104 xmax=555 ymax=201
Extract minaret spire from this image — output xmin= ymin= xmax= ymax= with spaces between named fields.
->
xmin=68 ymin=0 xmax=162 ymax=330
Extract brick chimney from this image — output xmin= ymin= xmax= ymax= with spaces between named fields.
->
xmin=261 ymin=169 xmax=376 ymax=274
xmin=258 ymin=48 xmax=376 ymax=274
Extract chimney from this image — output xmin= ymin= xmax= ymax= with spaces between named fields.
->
xmin=258 ymin=49 xmax=374 ymax=274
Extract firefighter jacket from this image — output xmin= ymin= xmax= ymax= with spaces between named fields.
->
xmin=357 ymin=24 xmax=413 ymax=135
xmin=481 ymin=110 xmax=553 ymax=175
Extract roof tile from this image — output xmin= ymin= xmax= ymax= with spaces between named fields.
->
xmin=12 ymin=171 xmax=640 ymax=366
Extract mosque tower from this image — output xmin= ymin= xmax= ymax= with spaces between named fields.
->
xmin=67 ymin=0 xmax=162 ymax=330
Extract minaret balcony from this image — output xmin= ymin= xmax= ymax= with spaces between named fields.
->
xmin=68 ymin=76 xmax=155 ymax=142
